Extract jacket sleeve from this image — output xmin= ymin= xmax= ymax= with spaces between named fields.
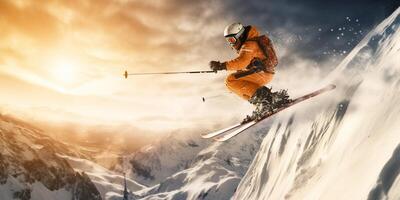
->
xmin=224 ymin=41 xmax=258 ymax=71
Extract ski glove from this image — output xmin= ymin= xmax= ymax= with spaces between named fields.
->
xmin=209 ymin=61 xmax=227 ymax=71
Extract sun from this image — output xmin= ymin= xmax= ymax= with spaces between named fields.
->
xmin=55 ymin=62 xmax=74 ymax=83
xmin=51 ymin=58 xmax=77 ymax=84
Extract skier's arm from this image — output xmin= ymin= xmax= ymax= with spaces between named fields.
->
xmin=224 ymin=41 xmax=258 ymax=71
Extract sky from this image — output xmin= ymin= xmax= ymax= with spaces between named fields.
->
xmin=0 ymin=0 xmax=398 ymax=140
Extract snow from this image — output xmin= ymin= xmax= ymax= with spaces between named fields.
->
xmin=1 ymin=7 xmax=399 ymax=200
xmin=234 ymin=7 xmax=400 ymax=200
xmin=30 ymin=182 xmax=71 ymax=200
xmin=0 ymin=177 xmax=72 ymax=200
xmin=121 ymin=131 xmax=212 ymax=187
xmin=96 ymin=12 xmax=400 ymax=198
xmin=60 ymin=154 xmax=146 ymax=200
xmin=80 ymin=126 xmax=268 ymax=200
xmin=388 ymin=175 xmax=400 ymax=199
xmin=0 ymin=177 xmax=25 ymax=200
xmin=0 ymin=115 xmax=102 ymax=200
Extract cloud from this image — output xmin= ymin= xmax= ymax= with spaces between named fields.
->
xmin=220 ymin=0 xmax=395 ymax=62
xmin=0 ymin=1 xmax=61 ymax=44
xmin=0 ymin=0 xmax=231 ymax=86
xmin=0 ymin=0 xmax=396 ymax=139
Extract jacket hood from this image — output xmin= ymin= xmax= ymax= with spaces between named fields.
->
xmin=246 ymin=26 xmax=259 ymax=40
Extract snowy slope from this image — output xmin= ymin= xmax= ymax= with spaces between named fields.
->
xmin=68 ymin=128 xmax=266 ymax=200
xmin=0 ymin=114 xmax=102 ymax=200
xmin=234 ymin=8 xmax=400 ymax=200
xmin=60 ymin=155 xmax=146 ymax=200
xmin=130 ymin=127 xmax=267 ymax=200
xmin=89 ymin=125 xmax=268 ymax=200
xmin=122 ymin=131 xmax=211 ymax=187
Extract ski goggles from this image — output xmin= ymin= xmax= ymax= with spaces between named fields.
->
xmin=225 ymin=35 xmax=237 ymax=45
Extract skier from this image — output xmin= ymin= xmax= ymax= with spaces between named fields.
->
xmin=209 ymin=22 xmax=292 ymax=122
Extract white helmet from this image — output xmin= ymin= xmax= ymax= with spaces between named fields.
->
xmin=224 ymin=22 xmax=245 ymax=46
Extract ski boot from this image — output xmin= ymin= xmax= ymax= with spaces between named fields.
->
xmin=271 ymin=89 xmax=292 ymax=108
xmin=242 ymin=87 xmax=292 ymax=124
xmin=242 ymin=87 xmax=274 ymax=123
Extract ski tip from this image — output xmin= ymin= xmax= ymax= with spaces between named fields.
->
xmin=200 ymin=134 xmax=211 ymax=139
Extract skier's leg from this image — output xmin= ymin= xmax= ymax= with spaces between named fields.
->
xmin=225 ymin=72 xmax=273 ymax=99
xmin=226 ymin=71 xmax=293 ymax=122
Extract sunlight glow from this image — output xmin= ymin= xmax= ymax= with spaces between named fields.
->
xmin=51 ymin=57 xmax=77 ymax=84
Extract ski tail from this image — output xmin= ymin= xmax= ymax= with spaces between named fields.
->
xmin=214 ymin=121 xmax=256 ymax=142
xmin=201 ymin=123 xmax=242 ymax=138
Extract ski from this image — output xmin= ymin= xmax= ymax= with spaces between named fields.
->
xmin=213 ymin=84 xmax=336 ymax=142
xmin=201 ymin=123 xmax=242 ymax=138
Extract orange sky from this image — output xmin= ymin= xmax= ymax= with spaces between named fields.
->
xmin=0 ymin=0 xmax=253 ymax=134
xmin=0 ymin=0 xmax=328 ymax=137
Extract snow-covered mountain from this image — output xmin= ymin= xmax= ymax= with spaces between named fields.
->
xmin=122 ymin=131 xmax=211 ymax=187
xmin=96 ymin=8 xmax=400 ymax=200
xmin=0 ymin=114 xmax=102 ymax=200
xmin=59 ymin=155 xmax=146 ymax=200
xmin=234 ymin=7 xmax=400 ymax=200
xmin=2 ymin=7 xmax=398 ymax=200
xmin=131 ymin=127 xmax=268 ymax=200
xmin=103 ymin=127 xmax=265 ymax=200
xmin=68 ymin=126 xmax=267 ymax=200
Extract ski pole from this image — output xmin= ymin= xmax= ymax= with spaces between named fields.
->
xmin=202 ymin=95 xmax=222 ymax=102
xmin=124 ymin=70 xmax=217 ymax=79
xmin=201 ymin=92 xmax=232 ymax=102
